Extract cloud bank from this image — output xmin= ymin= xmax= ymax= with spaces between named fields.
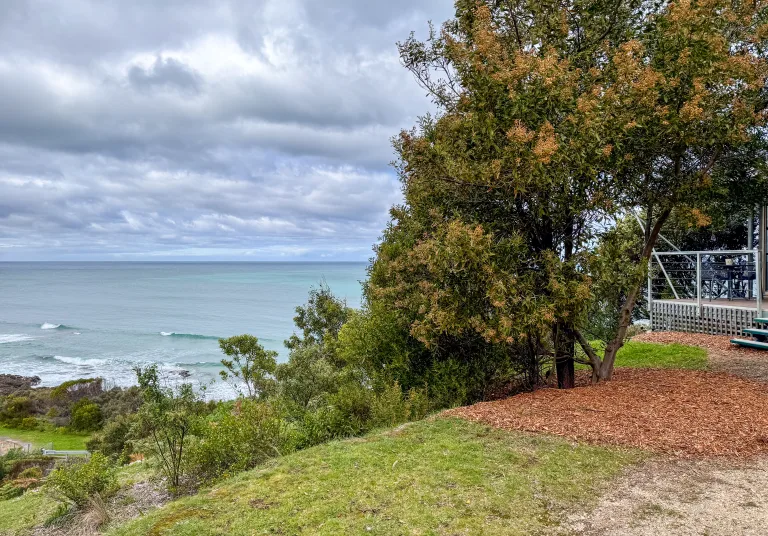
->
xmin=0 ymin=0 xmax=454 ymax=260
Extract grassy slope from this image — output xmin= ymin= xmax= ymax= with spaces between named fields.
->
xmin=110 ymin=419 xmax=641 ymax=536
xmin=0 ymin=492 xmax=57 ymax=536
xmin=576 ymin=340 xmax=708 ymax=371
xmin=0 ymin=426 xmax=89 ymax=450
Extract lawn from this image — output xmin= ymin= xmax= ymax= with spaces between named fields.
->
xmin=576 ymin=340 xmax=708 ymax=371
xmin=0 ymin=426 xmax=90 ymax=450
xmin=110 ymin=418 xmax=641 ymax=536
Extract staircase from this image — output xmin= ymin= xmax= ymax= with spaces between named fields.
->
xmin=731 ymin=318 xmax=768 ymax=350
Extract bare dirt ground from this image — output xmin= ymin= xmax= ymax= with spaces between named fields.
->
xmin=0 ymin=437 xmax=31 ymax=455
xmin=563 ymin=456 xmax=768 ymax=536
xmin=555 ymin=331 xmax=768 ymax=536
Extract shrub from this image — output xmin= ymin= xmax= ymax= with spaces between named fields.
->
xmin=186 ymin=400 xmax=294 ymax=484
xmin=19 ymin=416 xmax=42 ymax=430
xmin=69 ymin=398 xmax=103 ymax=432
xmin=45 ymin=453 xmax=117 ymax=508
xmin=134 ymin=365 xmax=201 ymax=492
xmin=218 ymin=335 xmax=278 ymax=399
xmin=0 ymin=483 xmax=23 ymax=500
xmin=18 ymin=466 xmax=43 ymax=479
xmin=370 ymin=383 xmax=431 ymax=429
xmin=86 ymin=414 xmax=134 ymax=462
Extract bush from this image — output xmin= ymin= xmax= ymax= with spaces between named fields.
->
xmin=370 ymin=383 xmax=431 ymax=429
xmin=186 ymin=400 xmax=294 ymax=484
xmin=0 ymin=483 xmax=23 ymax=500
xmin=45 ymin=453 xmax=117 ymax=508
xmin=86 ymin=414 xmax=134 ymax=462
xmin=69 ymin=398 xmax=103 ymax=432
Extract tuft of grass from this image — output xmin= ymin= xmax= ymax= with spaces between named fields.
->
xmin=577 ymin=341 xmax=708 ymax=371
xmin=110 ymin=418 xmax=643 ymax=536
xmin=0 ymin=426 xmax=90 ymax=450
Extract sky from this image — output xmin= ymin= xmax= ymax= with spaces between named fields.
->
xmin=0 ymin=0 xmax=455 ymax=261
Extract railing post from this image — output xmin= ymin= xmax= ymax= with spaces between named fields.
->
xmin=696 ymin=253 xmax=702 ymax=314
xmin=757 ymin=250 xmax=763 ymax=316
xmin=648 ymin=258 xmax=653 ymax=330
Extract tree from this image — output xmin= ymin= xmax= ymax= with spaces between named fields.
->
xmin=219 ymin=335 xmax=278 ymax=399
xmin=133 ymin=365 xmax=199 ymax=492
xmin=377 ymin=0 xmax=768 ymax=390
xmin=285 ymin=282 xmax=352 ymax=357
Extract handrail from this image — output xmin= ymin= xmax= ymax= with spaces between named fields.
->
xmin=654 ymin=250 xmax=756 ymax=256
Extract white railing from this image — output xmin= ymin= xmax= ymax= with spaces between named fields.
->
xmin=649 ymin=250 xmax=762 ymax=312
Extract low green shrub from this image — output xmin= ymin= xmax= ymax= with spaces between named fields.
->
xmin=0 ymin=482 xmax=23 ymax=501
xmin=86 ymin=413 xmax=134 ymax=462
xmin=186 ymin=400 xmax=294 ymax=484
xmin=69 ymin=398 xmax=102 ymax=432
xmin=45 ymin=453 xmax=117 ymax=508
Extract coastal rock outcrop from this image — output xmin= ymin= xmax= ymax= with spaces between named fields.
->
xmin=0 ymin=374 xmax=41 ymax=396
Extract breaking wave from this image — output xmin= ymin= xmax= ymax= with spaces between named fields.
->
xmin=51 ymin=355 xmax=107 ymax=367
xmin=0 ymin=334 xmax=34 ymax=344
xmin=159 ymin=332 xmax=220 ymax=340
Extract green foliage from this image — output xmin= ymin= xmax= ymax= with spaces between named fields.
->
xmin=370 ymin=383 xmax=431 ymax=429
xmin=186 ymin=400 xmax=294 ymax=484
xmin=50 ymin=378 xmax=102 ymax=401
xmin=45 ymin=452 xmax=117 ymax=508
xmin=0 ymin=482 xmax=24 ymax=500
xmin=0 ymin=395 xmax=34 ymax=427
xmin=218 ymin=335 xmax=278 ymax=399
xmin=86 ymin=414 xmax=135 ymax=463
xmin=134 ymin=365 xmax=201 ymax=492
xmin=285 ymin=282 xmax=352 ymax=358
xmin=69 ymin=398 xmax=103 ymax=432
xmin=274 ymin=344 xmax=341 ymax=411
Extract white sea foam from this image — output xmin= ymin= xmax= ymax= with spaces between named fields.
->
xmin=160 ymin=331 xmax=174 ymax=336
xmin=41 ymin=323 xmax=61 ymax=330
xmin=0 ymin=334 xmax=34 ymax=344
xmin=52 ymin=355 xmax=107 ymax=367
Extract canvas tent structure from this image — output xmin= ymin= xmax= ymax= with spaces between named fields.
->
xmin=648 ymin=205 xmax=768 ymax=345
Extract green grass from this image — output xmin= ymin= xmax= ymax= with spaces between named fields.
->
xmin=614 ymin=341 xmax=707 ymax=369
xmin=0 ymin=490 xmax=58 ymax=536
xmin=110 ymin=418 xmax=642 ymax=536
xmin=0 ymin=426 xmax=90 ymax=450
xmin=577 ymin=340 xmax=708 ymax=371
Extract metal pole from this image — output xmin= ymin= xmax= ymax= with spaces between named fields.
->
xmin=696 ymin=253 xmax=702 ymax=314
xmin=757 ymin=250 xmax=763 ymax=315
xmin=761 ymin=205 xmax=767 ymax=310
xmin=648 ymin=258 xmax=654 ymax=330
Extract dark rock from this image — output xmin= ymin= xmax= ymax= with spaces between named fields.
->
xmin=0 ymin=374 xmax=41 ymax=396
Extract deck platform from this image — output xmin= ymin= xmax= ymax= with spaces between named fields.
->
xmin=651 ymin=298 xmax=764 ymax=336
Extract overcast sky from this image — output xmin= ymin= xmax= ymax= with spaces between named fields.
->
xmin=0 ymin=0 xmax=454 ymax=261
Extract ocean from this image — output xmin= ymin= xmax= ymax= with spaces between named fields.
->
xmin=0 ymin=262 xmax=367 ymax=398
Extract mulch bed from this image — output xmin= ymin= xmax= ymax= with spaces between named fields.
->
xmin=446 ymin=368 xmax=768 ymax=457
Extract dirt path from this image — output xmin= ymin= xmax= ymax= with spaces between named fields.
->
xmin=565 ymin=456 xmax=768 ymax=536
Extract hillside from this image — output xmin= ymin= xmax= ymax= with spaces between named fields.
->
xmin=108 ymin=418 xmax=639 ymax=536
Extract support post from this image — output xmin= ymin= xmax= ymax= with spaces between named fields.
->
xmin=696 ymin=253 xmax=702 ymax=314
xmin=648 ymin=258 xmax=653 ymax=330
xmin=761 ymin=205 xmax=767 ymax=315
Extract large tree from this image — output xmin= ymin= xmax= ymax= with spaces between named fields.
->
xmin=370 ymin=0 xmax=768 ymax=390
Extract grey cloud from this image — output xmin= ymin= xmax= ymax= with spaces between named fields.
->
xmin=0 ymin=0 xmax=452 ymax=260
xmin=128 ymin=57 xmax=202 ymax=93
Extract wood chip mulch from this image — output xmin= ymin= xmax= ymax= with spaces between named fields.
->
xmin=446 ymin=368 xmax=768 ymax=457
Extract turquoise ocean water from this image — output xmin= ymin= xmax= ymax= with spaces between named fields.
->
xmin=0 ymin=262 xmax=367 ymax=397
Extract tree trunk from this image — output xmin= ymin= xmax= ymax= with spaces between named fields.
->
xmin=555 ymin=321 xmax=575 ymax=389
xmin=599 ymin=207 xmax=672 ymax=381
